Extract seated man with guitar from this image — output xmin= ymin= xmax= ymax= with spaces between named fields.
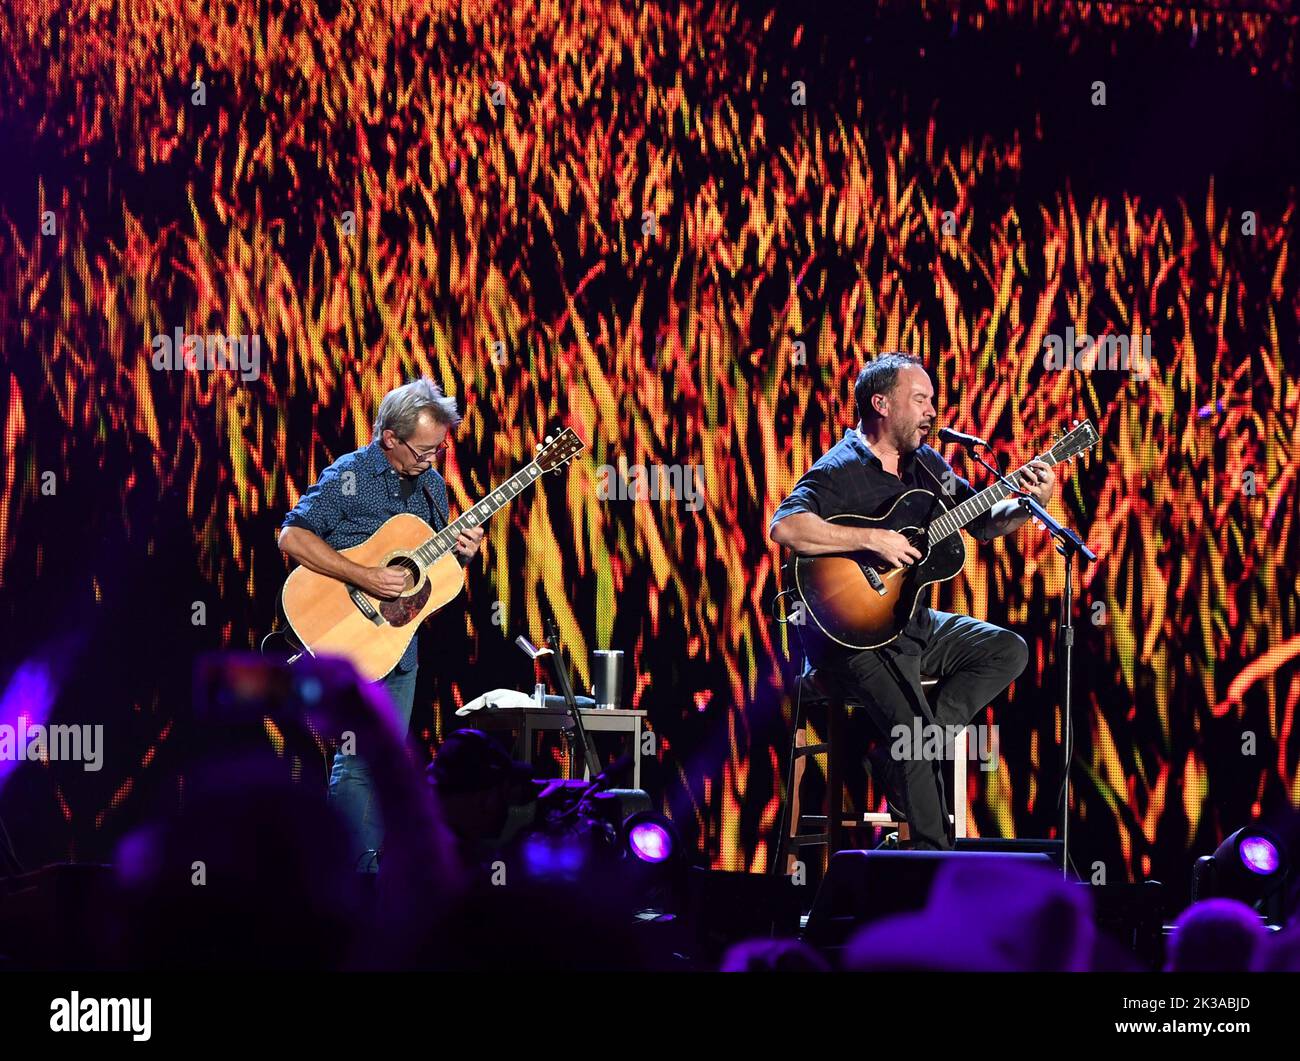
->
xmin=278 ymin=378 xmax=484 ymax=871
xmin=770 ymin=353 xmax=1057 ymax=850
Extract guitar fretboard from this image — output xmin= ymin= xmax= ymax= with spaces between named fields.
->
xmin=926 ymin=451 xmax=1062 ymax=546
xmin=412 ymin=462 xmax=543 ymax=564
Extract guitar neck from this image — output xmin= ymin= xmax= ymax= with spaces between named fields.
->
xmin=927 ymin=450 xmax=1061 ymax=545
xmin=413 ymin=461 xmax=544 ymax=563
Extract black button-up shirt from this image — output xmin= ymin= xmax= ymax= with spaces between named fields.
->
xmin=771 ymin=428 xmax=993 ymax=655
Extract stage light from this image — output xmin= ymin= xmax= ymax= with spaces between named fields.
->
xmin=1211 ymin=827 xmax=1285 ymax=893
xmin=1238 ymin=835 xmax=1280 ymax=876
xmin=1192 ymin=826 xmax=1289 ymax=924
xmin=622 ymin=811 xmax=677 ymax=866
xmin=628 ymin=820 xmax=673 ymax=864
xmin=611 ymin=810 xmax=683 ymax=917
xmin=520 ymin=832 xmax=588 ymax=882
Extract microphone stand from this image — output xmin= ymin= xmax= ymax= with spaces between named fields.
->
xmin=520 ymin=609 xmax=602 ymax=781
xmin=965 ymin=444 xmax=1096 ymax=879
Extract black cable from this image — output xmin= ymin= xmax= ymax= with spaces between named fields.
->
xmin=260 ymin=627 xmax=303 ymax=656
xmin=1056 ymin=704 xmax=1081 ymax=879
xmin=0 ymin=813 xmax=24 ymax=877
xmin=770 ymin=586 xmax=799 ymax=625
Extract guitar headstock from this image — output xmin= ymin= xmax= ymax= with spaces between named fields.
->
xmin=1045 ymin=419 xmax=1099 ymax=466
xmin=534 ymin=428 xmax=585 ymax=473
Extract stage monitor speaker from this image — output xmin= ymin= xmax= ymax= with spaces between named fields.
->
xmin=803 ymin=849 xmax=1054 ymax=948
xmin=686 ymin=867 xmax=802 ymax=961
xmin=954 ymin=836 xmax=1064 ymax=866
xmin=1088 ymin=880 xmax=1168 ymax=969
xmin=0 ymin=863 xmax=118 ymax=970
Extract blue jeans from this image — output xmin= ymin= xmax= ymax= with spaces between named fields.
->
xmin=327 ymin=666 xmax=418 ymax=872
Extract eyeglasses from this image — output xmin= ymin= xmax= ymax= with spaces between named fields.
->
xmin=400 ymin=437 xmax=450 ymax=461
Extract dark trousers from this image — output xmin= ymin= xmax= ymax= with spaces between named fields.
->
xmin=818 ymin=611 xmax=1028 ymax=850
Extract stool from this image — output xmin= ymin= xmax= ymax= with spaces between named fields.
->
xmin=775 ymin=670 xmax=969 ymax=875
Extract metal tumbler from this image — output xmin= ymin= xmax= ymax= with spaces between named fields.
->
xmin=591 ymin=650 xmax=624 ymax=710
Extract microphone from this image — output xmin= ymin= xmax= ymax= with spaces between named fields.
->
xmin=539 ymin=598 xmax=561 ymax=646
xmin=937 ymin=426 xmax=989 ymax=451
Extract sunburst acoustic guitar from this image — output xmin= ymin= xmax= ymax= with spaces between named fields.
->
xmin=790 ymin=420 xmax=1098 ymax=650
xmin=279 ymin=428 xmax=584 ymax=681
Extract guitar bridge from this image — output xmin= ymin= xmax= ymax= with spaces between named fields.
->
xmin=863 ymin=567 xmax=888 ymax=596
xmin=348 ymin=586 xmax=387 ymax=626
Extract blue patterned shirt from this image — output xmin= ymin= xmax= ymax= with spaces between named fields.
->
xmin=282 ymin=441 xmax=451 ymax=673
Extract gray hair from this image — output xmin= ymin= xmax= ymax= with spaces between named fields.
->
xmin=373 ymin=378 xmax=461 ymax=441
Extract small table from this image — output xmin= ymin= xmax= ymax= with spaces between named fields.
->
xmin=474 ymin=707 xmax=648 ymax=788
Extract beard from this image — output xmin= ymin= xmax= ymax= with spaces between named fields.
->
xmin=895 ymin=419 xmax=931 ymax=454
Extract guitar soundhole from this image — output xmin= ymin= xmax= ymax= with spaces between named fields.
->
xmin=386 ymin=555 xmax=421 ymax=592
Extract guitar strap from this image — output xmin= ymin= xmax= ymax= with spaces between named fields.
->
xmin=421 ymin=478 xmax=449 ymax=531
xmin=854 ymin=429 xmax=957 ymax=522
xmin=912 ymin=448 xmax=960 ymax=519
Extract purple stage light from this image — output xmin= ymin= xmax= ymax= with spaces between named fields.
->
xmin=1239 ymin=836 xmax=1280 ymax=875
xmin=0 ymin=659 xmax=57 ymax=791
xmin=628 ymin=821 xmax=672 ymax=864
xmin=521 ymin=834 xmax=586 ymax=879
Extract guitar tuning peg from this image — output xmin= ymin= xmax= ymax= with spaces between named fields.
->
xmin=536 ymin=442 xmax=542 ymax=452
xmin=545 ymin=435 xmax=553 ymax=444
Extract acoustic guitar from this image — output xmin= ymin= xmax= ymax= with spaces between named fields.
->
xmin=279 ymin=428 xmax=584 ymax=681
xmin=789 ymin=420 xmax=1098 ymax=650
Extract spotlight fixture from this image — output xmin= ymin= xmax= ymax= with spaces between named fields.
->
xmin=617 ymin=810 xmax=683 ymax=916
xmin=1192 ymin=826 xmax=1289 ymax=923
xmin=1236 ymin=834 xmax=1281 ymax=877
xmin=622 ymin=810 xmax=678 ymax=865
xmin=627 ymin=817 xmax=674 ymax=864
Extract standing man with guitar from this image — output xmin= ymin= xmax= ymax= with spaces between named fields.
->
xmin=279 ymin=378 xmax=484 ymax=871
xmin=770 ymin=353 xmax=1056 ymax=850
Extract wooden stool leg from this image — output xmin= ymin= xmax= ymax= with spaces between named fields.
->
xmin=783 ymin=729 xmax=809 ymax=875
xmin=954 ymin=725 xmax=969 ymax=840
xmin=827 ymin=697 xmax=843 ymax=855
